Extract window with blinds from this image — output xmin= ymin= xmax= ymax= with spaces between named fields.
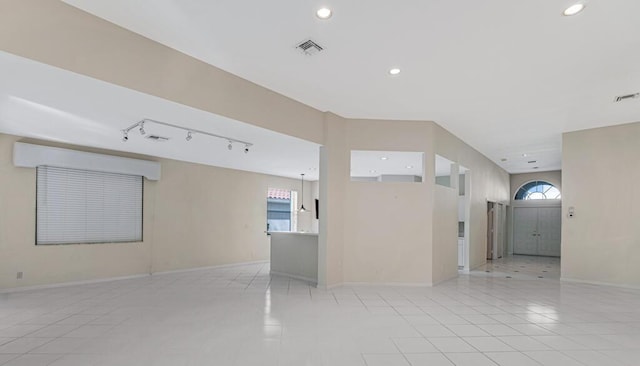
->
xmin=36 ymin=166 xmax=143 ymax=245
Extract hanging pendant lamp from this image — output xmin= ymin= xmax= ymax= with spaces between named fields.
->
xmin=299 ymin=173 xmax=306 ymax=212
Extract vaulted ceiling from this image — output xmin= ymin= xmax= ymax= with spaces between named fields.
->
xmin=61 ymin=0 xmax=640 ymax=173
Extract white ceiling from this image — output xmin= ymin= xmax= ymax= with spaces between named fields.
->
xmin=62 ymin=0 xmax=640 ymax=174
xmin=0 ymin=51 xmax=320 ymax=180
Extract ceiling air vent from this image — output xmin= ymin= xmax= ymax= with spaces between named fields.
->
xmin=145 ymin=135 xmax=170 ymax=142
xmin=296 ymin=39 xmax=324 ymax=56
xmin=614 ymin=93 xmax=639 ymax=102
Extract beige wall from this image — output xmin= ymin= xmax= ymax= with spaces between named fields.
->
xmin=341 ymin=119 xmax=433 ymax=285
xmin=0 ymin=0 xmax=324 ymax=145
xmin=562 ymin=122 xmax=640 ymax=287
xmin=0 ymin=122 xmax=508 ymax=290
xmin=432 ymin=125 xmax=511 ymax=271
xmin=432 ymin=185 xmax=459 ymax=284
xmin=511 ymin=171 xmax=562 ymax=199
xmin=325 ymin=119 xmax=509 ymax=285
xmin=0 ymin=134 xmax=151 ymax=288
xmin=0 ymin=133 xmax=314 ymax=289
xmin=318 ymin=114 xmax=348 ymax=287
xmin=0 ymin=0 xmax=512 ymax=289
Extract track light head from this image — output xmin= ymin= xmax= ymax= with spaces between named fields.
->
xmin=186 ymin=131 xmax=193 ymax=141
xmin=122 ymin=131 xmax=128 ymax=142
xmin=228 ymin=141 xmax=233 ymax=150
xmin=139 ymin=122 xmax=146 ymax=135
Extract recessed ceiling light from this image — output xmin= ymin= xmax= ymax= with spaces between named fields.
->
xmin=369 ymin=170 xmax=377 ymax=173
xmin=406 ymin=165 xmax=413 ymax=169
xmin=563 ymin=3 xmax=585 ymax=16
xmin=501 ymin=158 xmax=508 ymax=162
xmin=389 ymin=68 xmax=401 ymax=75
xmin=380 ymin=157 xmax=388 ymax=160
xmin=316 ymin=7 xmax=332 ymax=19
xmin=522 ymin=153 xmax=528 ymax=157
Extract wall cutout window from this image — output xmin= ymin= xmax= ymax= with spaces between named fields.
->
xmin=435 ymin=154 xmax=455 ymax=187
xmin=350 ymin=150 xmax=424 ymax=182
xmin=514 ymin=181 xmax=561 ymax=200
xmin=36 ymin=166 xmax=143 ymax=245
xmin=267 ymin=188 xmax=298 ymax=232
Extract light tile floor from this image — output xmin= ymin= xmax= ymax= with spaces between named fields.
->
xmin=1 ymin=255 xmax=639 ymax=366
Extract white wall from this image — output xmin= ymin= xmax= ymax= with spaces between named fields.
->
xmin=562 ymin=122 xmax=640 ymax=288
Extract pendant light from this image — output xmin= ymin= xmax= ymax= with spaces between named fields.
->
xmin=299 ymin=173 xmax=306 ymax=212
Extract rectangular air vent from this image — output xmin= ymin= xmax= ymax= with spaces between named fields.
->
xmin=145 ymin=135 xmax=170 ymax=142
xmin=614 ymin=93 xmax=639 ymax=102
xmin=296 ymin=39 xmax=324 ymax=56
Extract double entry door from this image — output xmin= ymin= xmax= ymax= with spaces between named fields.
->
xmin=513 ymin=206 xmax=561 ymax=257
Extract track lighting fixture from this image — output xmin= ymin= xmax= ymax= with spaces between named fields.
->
xmin=121 ymin=119 xmax=253 ymax=152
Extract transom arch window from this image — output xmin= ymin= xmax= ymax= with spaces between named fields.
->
xmin=514 ymin=181 xmax=561 ymax=200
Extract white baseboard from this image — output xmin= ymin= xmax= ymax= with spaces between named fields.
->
xmin=341 ymin=281 xmax=432 ymax=288
xmin=0 ymin=273 xmax=150 ymax=294
xmin=270 ymin=271 xmax=317 ymax=284
xmin=151 ymin=260 xmax=269 ymax=276
xmin=0 ymin=260 xmax=270 ymax=294
xmin=561 ymin=277 xmax=640 ymax=290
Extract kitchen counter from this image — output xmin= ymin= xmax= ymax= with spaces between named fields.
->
xmin=269 ymin=232 xmax=318 ymax=284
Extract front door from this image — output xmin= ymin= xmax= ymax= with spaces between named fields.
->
xmin=537 ymin=207 xmax=561 ymax=256
xmin=513 ymin=206 xmax=561 ymax=256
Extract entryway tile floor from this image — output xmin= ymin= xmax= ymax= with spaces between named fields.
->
xmin=1 ymin=255 xmax=639 ymax=365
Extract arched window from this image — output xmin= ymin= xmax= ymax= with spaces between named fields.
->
xmin=514 ymin=181 xmax=561 ymax=200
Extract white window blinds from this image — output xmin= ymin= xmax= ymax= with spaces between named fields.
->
xmin=36 ymin=166 xmax=143 ymax=245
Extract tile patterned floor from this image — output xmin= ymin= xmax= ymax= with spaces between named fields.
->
xmin=1 ymin=255 xmax=639 ymax=365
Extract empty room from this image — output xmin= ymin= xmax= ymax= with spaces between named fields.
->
xmin=1 ymin=1 xmax=639 ymax=366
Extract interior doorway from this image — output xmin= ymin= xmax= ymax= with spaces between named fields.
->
xmin=487 ymin=202 xmax=506 ymax=260
xmin=487 ymin=202 xmax=495 ymax=260
xmin=458 ymin=167 xmax=470 ymax=270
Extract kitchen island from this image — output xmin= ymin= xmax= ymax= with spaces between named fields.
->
xmin=269 ymin=232 xmax=318 ymax=284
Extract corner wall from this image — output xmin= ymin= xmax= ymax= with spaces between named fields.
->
xmin=341 ymin=119 xmax=433 ymax=285
xmin=432 ymin=125 xmax=511 ymax=272
xmin=562 ymin=122 xmax=640 ymax=287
